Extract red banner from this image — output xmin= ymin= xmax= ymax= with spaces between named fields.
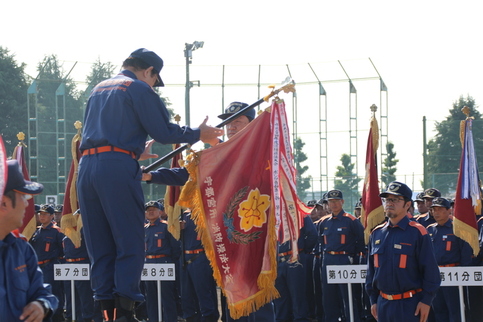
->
xmin=165 ymin=143 xmax=183 ymax=240
xmin=453 ymin=117 xmax=480 ymax=256
xmin=361 ymin=115 xmax=384 ymax=243
xmin=61 ymin=122 xmax=83 ymax=247
xmin=12 ymin=143 xmax=37 ymax=239
xmin=179 ymin=99 xmax=308 ymax=318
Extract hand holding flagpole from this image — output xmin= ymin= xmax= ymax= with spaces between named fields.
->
xmin=143 ymin=77 xmax=296 ymax=173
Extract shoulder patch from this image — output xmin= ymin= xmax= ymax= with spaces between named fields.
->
xmin=160 ymin=219 xmax=168 ymax=224
xmin=427 ymin=222 xmax=438 ymax=229
xmin=343 ymin=213 xmax=357 ymax=221
xmin=408 ymin=221 xmax=428 ymax=235
xmin=372 ymin=222 xmax=386 ymax=233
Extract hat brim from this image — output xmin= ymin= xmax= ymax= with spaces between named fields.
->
xmin=13 ymin=181 xmax=43 ymax=195
xmin=153 ymin=75 xmax=164 ymax=87
xmin=379 ymin=192 xmax=403 ymax=198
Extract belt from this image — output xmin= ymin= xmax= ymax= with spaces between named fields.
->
xmin=38 ymin=259 xmax=52 ymax=265
xmin=66 ymin=258 xmax=87 ymax=262
xmin=185 ymin=249 xmax=204 ymax=254
xmin=146 ymin=254 xmax=168 ymax=259
xmin=279 ymin=251 xmax=293 ymax=257
xmin=325 ymin=251 xmax=349 ymax=255
xmin=380 ymin=289 xmax=422 ymax=300
xmin=439 ymin=263 xmax=459 ymax=267
xmin=82 ymin=146 xmax=135 ymax=159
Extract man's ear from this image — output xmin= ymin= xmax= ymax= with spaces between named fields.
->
xmin=0 ymin=195 xmax=10 ymax=212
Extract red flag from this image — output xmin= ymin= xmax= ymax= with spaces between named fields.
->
xmin=361 ymin=113 xmax=384 ymax=243
xmin=179 ymin=99 xmax=308 ymax=319
xmin=165 ymin=143 xmax=184 ymax=240
xmin=12 ymin=136 xmax=37 ymax=240
xmin=61 ymin=121 xmax=83 ymax=247
xmin=453 ymin=117 xmax=481 ymax=256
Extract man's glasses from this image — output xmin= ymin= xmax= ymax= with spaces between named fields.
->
xmin=382 ymin=197 xmax=404 ymax=204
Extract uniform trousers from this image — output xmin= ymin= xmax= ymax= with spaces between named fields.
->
xmin=78 ymin=152 xmax=145 ymax=302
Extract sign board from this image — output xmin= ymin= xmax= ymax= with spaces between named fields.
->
xmin=326 ymin=265 xmax=483 ymax=286
xmin=46 ymin=195 xmax=57 ymax=205
xmin=55 ymin=263 xmax=176 ymax=281
xmin=141 ymin=263 xmax=176 ymax=281
xmin=54 ymin=264 xmax=90 ymax=280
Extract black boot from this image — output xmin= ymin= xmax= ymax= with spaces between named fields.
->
xmin=114 ymin=296 xmax=139 ymax=322
xmin=100 ymin=299 xmax=115 ymax=321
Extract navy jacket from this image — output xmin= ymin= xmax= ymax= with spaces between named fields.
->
xmin=0 ymin=233 xmax=58 ymax=321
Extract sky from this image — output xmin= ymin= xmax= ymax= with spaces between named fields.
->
xmin=2 ymin=0 xmax=483 ymax=195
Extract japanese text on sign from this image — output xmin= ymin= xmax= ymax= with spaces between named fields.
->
xmin=326 ymin=265 xmax=483 ymax=286
xmin=141 ymin=263 xmax=176 ymax=281
xmin=54 ymin=264 xmax=90 ymax=280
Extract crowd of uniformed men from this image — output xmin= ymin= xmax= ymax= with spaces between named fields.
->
xmin=25 ymin=184 xmax=483 ymax=322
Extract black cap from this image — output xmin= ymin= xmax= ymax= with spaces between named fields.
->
xmin=415 ymin=192 xmax=424 ymax=202
xmin=38 ymin=204 xmax=54 ymax=215
xmin=380 ymin=181 xmax=412 ymax=200
xmin=218 ymin=102 xmax=255 ymax=122
xmin=145 ymin=200 xmax=161 ymax=210
xmin=430 ymin=197 xmax=451 ymax=209
xmin=423 ymin=188 xmax=441 ymax=199
xmin=327 ymin=190 xmax=343 ymax=200
xmin=54 ymin=204 xmax=63 ymax=213
xmin=307 ymin=200 xmax=317 ymax=207
xmin=355 ymin=199 xmax=362 ymax=209
xmin=5 ymin=160 xmax=43 ymax=195
xmin=128 ymin=48 xmax=164 ymax=87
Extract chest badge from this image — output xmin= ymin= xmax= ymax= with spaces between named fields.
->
xmin=394 ymin=244 xmax=402 ymax=249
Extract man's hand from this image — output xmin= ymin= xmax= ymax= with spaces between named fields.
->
xmin=19 ymin=301 xmax=45 ymax=322
xmin=139 ymin=139 xmax=158 ymax=161
xmin=142 ymin=170 xmax=153 ymax=181
xmin=371 ymin=303 xmax=378 ymax=321
xmin=414 ymin=302 xmax=430 ymax=322
xmin=199 ymin=117 xmax=224 ymax=143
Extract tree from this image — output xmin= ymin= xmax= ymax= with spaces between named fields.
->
xmin=382 ymin=142 xmax=399 ymax=187
xmin=294 ymin=137 xmax=311 ymax=200
xmin=334 ymin=154 xmax=361 ymax=209
xmin=0 ymin=47 xmax=29 ymax=154
xmin=426 ymin=95 xmax=483 ymax=195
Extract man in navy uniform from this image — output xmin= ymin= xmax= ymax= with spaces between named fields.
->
xmin=366 ymin=181 xmax=440 ymax=322
xmin=274 ymin=213 xmax=318 ymax=321
xmin=77 ymin=48 xmax=223 ymax=321
xmin=62 ymin=209 xmax=99 ymax=322
xmin=144 ymin=200 xmax=181 ymax=322
xmin=0 ymin=160 xmax=58 ymax=321
xmin=427 ymin=197 xmax=472 ymax=322
xmin=30 ymin=204 xmax=65 ymax=322
xmin=417 ymin=188 xmax=441 ymax=228
xmin=319 ymin=190 xmax=364 ymax=322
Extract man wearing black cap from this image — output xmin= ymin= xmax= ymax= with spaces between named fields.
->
xmin=77 ymin=48 xmax=223 ymax=321
xmin=144 ymin=201 xmax=181 ymax=322
xmin=319 ymin=189 xmax=365 ymax=322
xmin=0 ymin=160 xmax=58 ymax=321
xmin=30 ymin=203 xmax=65 ymax=322
xmin=417 ymin=188 xmax=441 ymax=228
xmin=365 ymin=181 xmax=440 ymax=322
xmin=426 ymin=197 xmax=472 ymax=322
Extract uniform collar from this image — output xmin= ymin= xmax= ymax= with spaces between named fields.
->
xmin=119 ymin=69 xmax=138 ymax=80
xmin=388 ymin=215 xmax=410 ymax=230
xmin=42 ymin=222 xmax=54 ymax=230
xmin=149 ymin=218 xmax=161 ymax=226
xmin=439 ymin=218 xmax=453 ymax=228
xmin=332 ymin=210 xmax=345 ymax=219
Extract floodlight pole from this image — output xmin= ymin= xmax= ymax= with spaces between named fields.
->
xmin=184 ymin=41 xmax=204 ymax=126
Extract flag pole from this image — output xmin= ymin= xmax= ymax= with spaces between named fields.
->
xmin=143 ymin=77 xmax=295 ymax=173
